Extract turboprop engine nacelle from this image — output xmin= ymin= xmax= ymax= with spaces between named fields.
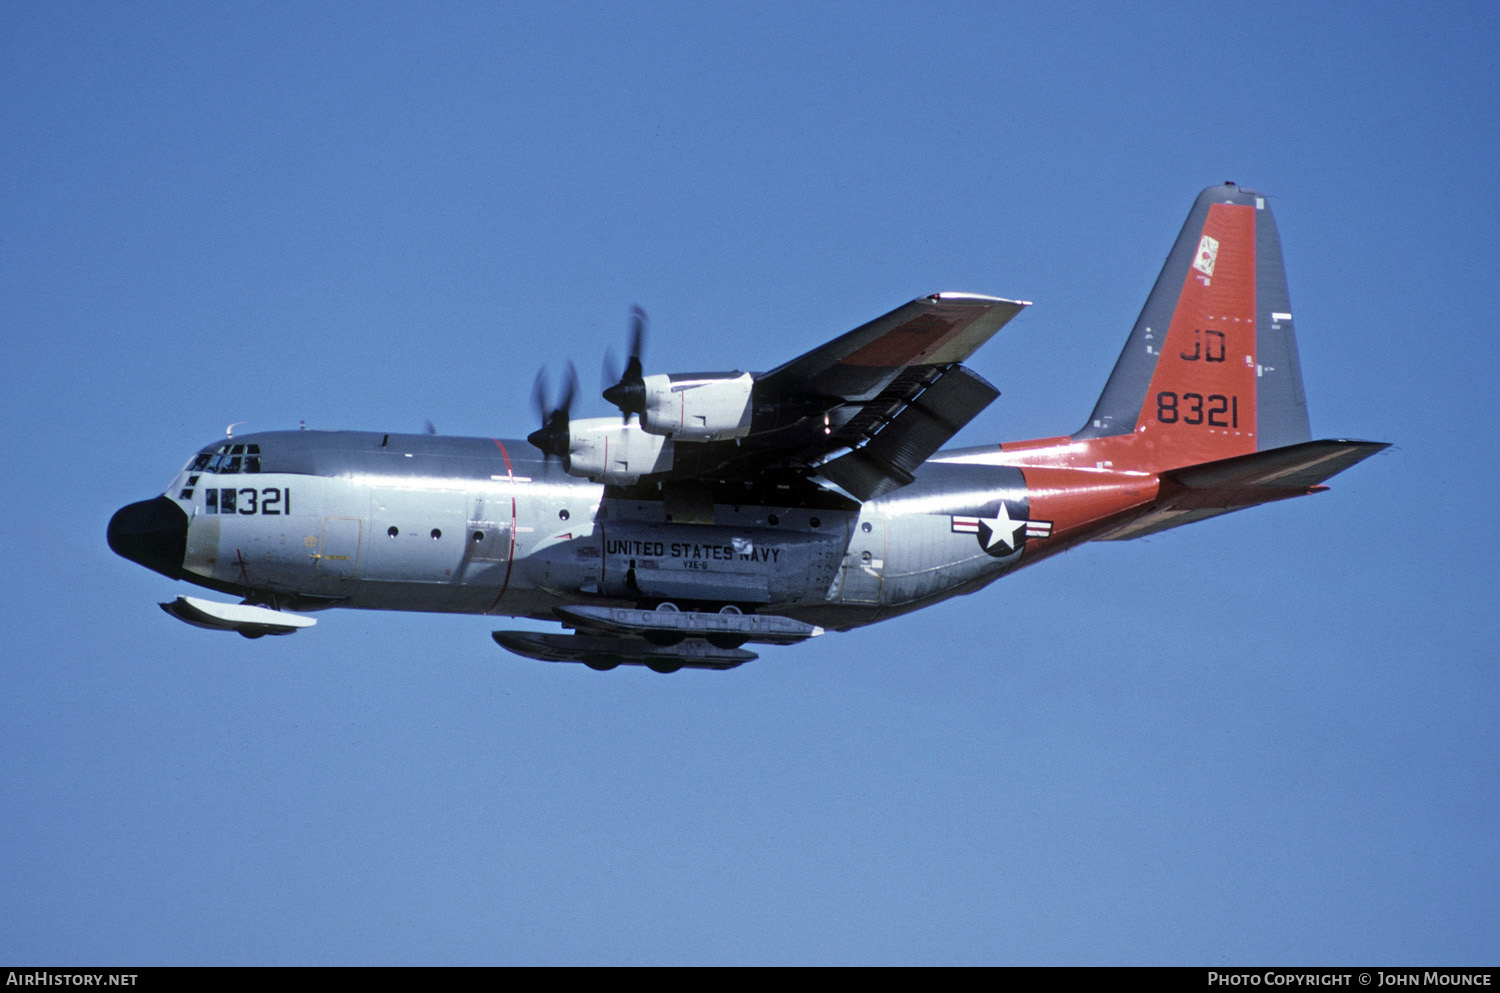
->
xmin=566 ymin=418 xmax=675 ymax=485
xmin=640 ymin=372 xmax=755 ymax=441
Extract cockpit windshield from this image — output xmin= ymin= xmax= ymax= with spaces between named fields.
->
xmin=191 ymin=443 xmax=262 ymax=474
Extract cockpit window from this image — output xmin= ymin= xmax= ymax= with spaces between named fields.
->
xmin=197 ymin=443 xmax=264 ymax=474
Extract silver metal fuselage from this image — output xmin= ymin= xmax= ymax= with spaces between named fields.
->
xmin=156 ymin=429 xmax=1032 ymax=631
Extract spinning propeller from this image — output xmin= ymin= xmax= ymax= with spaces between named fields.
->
xmin=527 ymin=361 xmax=579 ymax=459
xmin=602 ymin=305 xmax=648 ymax=421
xmin=529 ymin=307 xmax=648 ymax=458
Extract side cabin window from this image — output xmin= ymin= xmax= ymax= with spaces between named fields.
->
xmin=202 ymin=483 xmax=288 ymax=515
xmin=202 ymin=488 xmax=237 ymax=514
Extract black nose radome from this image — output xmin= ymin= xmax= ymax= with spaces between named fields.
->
xmin=108 ymin=496 xmax=188 ymax=580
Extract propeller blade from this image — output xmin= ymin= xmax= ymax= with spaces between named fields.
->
xmin=559 ymin=360 xmax=578 ymax=415
xmin=603 ymin=305 xmax=648 ymax=420
xmin=626 ymin=305 xmax=646 ymax=374
xmin=601 ymin=345 xmax=622 ymax=394
xmin=531 ymin=366 xmax=549 ymax=427
xmin=527 ymin=362 xmax=580 ymax=460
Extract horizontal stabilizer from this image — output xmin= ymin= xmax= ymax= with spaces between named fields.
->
xmin=493 ymin=630 xmax=755 ymax=671
xmin=161 ymin=596 xmax=316 ymax=636
xmin=1165 ymin=438 xmax=1389 ymax=494
xmin=1097 ymin=439 xmax=1388 ymax=540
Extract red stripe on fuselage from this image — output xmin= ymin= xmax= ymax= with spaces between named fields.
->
xmin=486 ymin=439 xmax=518 ymax=613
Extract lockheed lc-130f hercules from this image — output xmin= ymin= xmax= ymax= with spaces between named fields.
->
xmin=109 ymin=185 xmax=1386 ymax=672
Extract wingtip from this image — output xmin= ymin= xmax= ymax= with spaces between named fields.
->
xmin=928 ymin=292 xmax=1031 ymax=307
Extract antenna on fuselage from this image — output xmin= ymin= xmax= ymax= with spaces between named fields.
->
xmin=226 ymin=422 xmax=244 ymax=439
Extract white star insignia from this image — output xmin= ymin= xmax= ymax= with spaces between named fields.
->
xmin=977 ymin=503 xmax=1026 ymax=553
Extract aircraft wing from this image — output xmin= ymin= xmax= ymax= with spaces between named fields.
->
xmin=637 ymin=294 xmax=1027 ymax=502
xmin=758 ymin=293 xmax=1028 ymax=403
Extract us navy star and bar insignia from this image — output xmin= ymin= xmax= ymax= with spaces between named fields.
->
xmin=951 ymin=504 xmax=1053 ymax=555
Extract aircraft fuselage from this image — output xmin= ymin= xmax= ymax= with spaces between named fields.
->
xmin=111 ymin=428 xmax=1111 ymax=631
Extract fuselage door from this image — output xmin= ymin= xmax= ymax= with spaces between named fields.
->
xmin=455 ymin=495 xmax=513 ymax=586
xmin=362 ymin=487 xmax=468 ymax=583
xmin=839 ymin=517 xmax=886 ymax=604
xmin=317 ymin=517 xmax=363 ymax=579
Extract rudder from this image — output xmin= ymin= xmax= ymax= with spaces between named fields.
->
xmin=1075 ymin=184 xmax=1311 ymax=469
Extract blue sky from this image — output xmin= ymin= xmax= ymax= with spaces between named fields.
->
xmin=3 ymin=0 xmax=1497 ymax=965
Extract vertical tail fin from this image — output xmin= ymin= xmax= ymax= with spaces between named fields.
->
xmin=1075 ymin=184 xmax=1311 ymax=468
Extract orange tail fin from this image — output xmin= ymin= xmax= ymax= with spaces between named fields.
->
xmin=1076 ymin=184 xmax=1310 ymax=470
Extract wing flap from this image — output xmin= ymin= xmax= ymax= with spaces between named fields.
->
xmin=818 ymin=365 xmax=1000 ymax=501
